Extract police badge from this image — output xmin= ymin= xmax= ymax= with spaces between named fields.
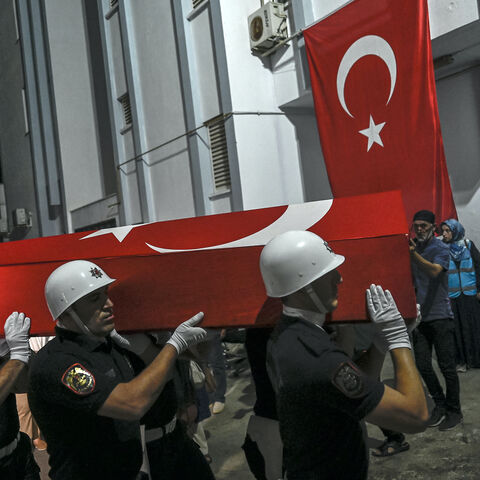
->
xmin=62 ymin=363 xmax=96 ymax=395
xmin=331 ymin=361 xmax=364 ymax=398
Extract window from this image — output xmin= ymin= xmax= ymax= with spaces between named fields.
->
xmin=206 ymin=115 xmax=231 ymax=193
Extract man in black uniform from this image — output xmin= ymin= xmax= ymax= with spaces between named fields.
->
xmin=260 ymin=230 xmax=428 ymax=480
xmin=0 ymin=312 xmax=40 ymax=480
xmin=242 ymin=327 xmax=282 ymax=480
xmin=115 ymin=332 xmax=215 ymax=479
xmin=28 ymin=260 xmax=208 ymax=480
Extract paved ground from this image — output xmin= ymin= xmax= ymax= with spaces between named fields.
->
xmin=34 ymin=341 xmax=480 ymax=479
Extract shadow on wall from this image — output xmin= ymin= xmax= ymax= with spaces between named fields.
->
xmin=282 ymin=105 xmax=333 ymax=202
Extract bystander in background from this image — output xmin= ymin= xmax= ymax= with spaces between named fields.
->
xmin=441 ymin=219 xmax=480 ymax=372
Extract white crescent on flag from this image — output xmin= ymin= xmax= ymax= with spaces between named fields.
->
xmin=145 ymin=199 xmax=333 ymax=253
xmin=336 ymin=34 xmax=397 ymax=118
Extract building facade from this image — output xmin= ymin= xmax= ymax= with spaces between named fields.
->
xmin=0 ymin=0 xmax=479 ymax=242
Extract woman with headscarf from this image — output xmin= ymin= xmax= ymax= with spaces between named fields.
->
xmin=441 ymin=219 xmax=480 ymax=370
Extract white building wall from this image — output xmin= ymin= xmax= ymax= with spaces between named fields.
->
xmin=190 ymin=7 xmax=221 ymax=121
xmin=182 ymin=1 xmax=227 ymax=213
xmin=104 ymin=8 xmax=142 ymax=225
xmin=219 ymin=0 xmax=304 ymax=209
xmin=436 ymin=65 xmax=480 ymax=245
xmin=37 ymin=0 xmax=480 ymax=237
xmin=126 ymin=0 xmax=196 ymax=222
xmin=293 ymin=0 xmax=479 ymax=38
xmin=427 ymin=0 xmax=479 ymax=38
xmin=43 ymin=0 xmax=103 ymax=232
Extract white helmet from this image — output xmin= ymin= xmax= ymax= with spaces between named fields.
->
xmin=260 ymin=230 xmax=345 ymax=298
xmin=45 ymin=260 xmax=116 ymax=320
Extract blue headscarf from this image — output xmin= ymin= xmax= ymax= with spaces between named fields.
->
xmin=442 ymin=219 xmax=469 ymax=261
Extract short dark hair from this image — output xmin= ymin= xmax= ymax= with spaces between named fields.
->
xmin=413 ymin=210 xmax=435 ymax=224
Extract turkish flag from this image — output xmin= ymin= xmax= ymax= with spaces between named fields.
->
xmin=303 ymin=0 xmax=456 ymax=223
xmin=0 ymin=191 xmax=415 ymax=335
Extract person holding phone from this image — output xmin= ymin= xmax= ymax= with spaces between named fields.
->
xmin=410 ymin=210 xmax=463 ymax=431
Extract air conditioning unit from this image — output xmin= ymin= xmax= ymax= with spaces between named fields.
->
xmin=248 ymin=2 xmax=288 ymax=54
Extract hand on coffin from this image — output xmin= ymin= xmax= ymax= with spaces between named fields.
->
xmin=409 ymin=237 xmax=417 ymax=252
xmin=366 ymin=285 xmax=411 ymax=353
xmin=4 ymin=312 xmax=31 ymax=364
xmin=166 ymin=312 xmax=207 ymax=355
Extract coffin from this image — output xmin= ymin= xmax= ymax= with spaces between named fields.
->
xmin=0 ymin=190 xmax=415 ymax=335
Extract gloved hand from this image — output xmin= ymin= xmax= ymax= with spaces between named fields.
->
xmin=166 ymin=312 xmax=207 ymax=354
xmin=4 ymin=312 xmax=31 ymax=364
xmin=366 ymin=284 xmax=411 ymax=353
xmin=110 ymin=330 xmax=152 ymax=356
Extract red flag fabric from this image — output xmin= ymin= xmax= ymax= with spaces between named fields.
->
xmin=0 ymin=191 xmax=415 ymax=335
xmin=303 ymin=0 xmax=456 ymax=224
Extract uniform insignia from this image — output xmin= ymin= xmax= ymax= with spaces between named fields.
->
xmin=62 ymin=363 xmax=95 ymax=395
xmin=90 ymin=267 xmax=103 ymax=278
xmin=331 ymin=362 xmax=364 ymax=398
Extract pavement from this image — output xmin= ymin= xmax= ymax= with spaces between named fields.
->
xmin=34 ymin=341 xmax=480 ymax=479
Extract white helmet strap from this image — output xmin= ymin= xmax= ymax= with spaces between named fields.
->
xmin=304 ymin=284 xmax=328 ymax=314
xmin=61 ymin=308 xmax=95 ymax=337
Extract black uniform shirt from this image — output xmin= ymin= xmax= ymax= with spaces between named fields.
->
xmin=245 ymin=327 xmax=277 ymax=420
xmin=267 ymin=316 xmax=384 ymax=480
xmin=28 ymin=327 xmax=143 ymax=480
xmin=141 ymin=378 xmax=177 ymax=429
xmin=0 ymin=393 xmax=19 ymax=449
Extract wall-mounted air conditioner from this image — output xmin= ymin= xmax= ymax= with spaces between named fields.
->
xmin=248 ymin=2 xmax=288 ymax=54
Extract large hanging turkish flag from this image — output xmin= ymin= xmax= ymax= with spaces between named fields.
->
xmin=303 ymin=0 xmax=456 ymax=223
xmin=0 ymin=191 xmax=415 ymax=335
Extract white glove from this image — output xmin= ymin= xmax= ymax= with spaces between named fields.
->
xmin=366 ymin=285 xmax=411 ymax=353
xmin=110 ymin=330 xmax=152 ymax=356
xmin=4 ymin=312 xmax=31 ymax=364
xmin=166 ymin=312 xmax=207 ymax=354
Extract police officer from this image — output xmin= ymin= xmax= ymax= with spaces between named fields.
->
xmin=115 ymin=332 xmax=216 ymax=480
xmin=28 ymin=260 xmax=208 ymax=480
xmin=0 ymin=312 xmax=40 ymax=479
xmin=260 ymin=231 xmax=428 ymax=480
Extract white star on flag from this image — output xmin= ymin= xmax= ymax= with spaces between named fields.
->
xmin=359 ymin=115 xmax=386 ymax=151
xmin=80 ymin=224 xmax=147 ymax=243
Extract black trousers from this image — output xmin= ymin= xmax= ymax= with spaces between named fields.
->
xmin=242 ymin=434 xmax=267 ymax=480
xmin=146 ymin=423 xmax=214 ymax=480
xmin=413 ymin=318 xmax=461 ymax=414
xmin=0 ymin=432 xmax=41 ymax=480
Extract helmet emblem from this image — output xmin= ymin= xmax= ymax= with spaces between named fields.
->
xmin=90 ymin=267 xmax=103 ymax=278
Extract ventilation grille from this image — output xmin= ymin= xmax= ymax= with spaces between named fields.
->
xmin=207 ymin=116 xmax=231 ymax=192
xmin=192 ymin=0 xmax=205 ymax=8
xmin=118 ymin=94 xmax=132 ymax=127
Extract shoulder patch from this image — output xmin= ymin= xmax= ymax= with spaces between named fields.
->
xmin=62 ymin=363 xmax=95 ymax=395
xmin=331 ymin=361 xmax=364 ymax=398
